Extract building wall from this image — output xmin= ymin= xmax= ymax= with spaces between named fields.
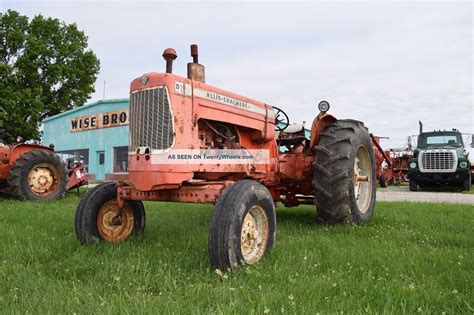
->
xmin=42 ymin=99 xmax=129 ymax=179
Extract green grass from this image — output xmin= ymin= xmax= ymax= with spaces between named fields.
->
xmin=0 ymin=192 xmax=473 ymax=314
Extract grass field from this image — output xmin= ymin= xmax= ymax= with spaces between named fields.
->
xmin=0 ymin=191 xmax=473 ymax=314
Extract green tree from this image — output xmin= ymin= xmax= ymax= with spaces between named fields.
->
xmin=0 ymin=10 xmax=100 ymax=143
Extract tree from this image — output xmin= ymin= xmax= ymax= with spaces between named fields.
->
xmin=0 ymin=10 xmax=100 ymax=143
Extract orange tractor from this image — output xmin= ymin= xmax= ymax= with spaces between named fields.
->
xmin=0 ymin=142 xmax=88 ymax=200
xmin=75 ymin=45 xmax=377 ymax=269
xmin=0 ymin=142 xmax=68 ymax=200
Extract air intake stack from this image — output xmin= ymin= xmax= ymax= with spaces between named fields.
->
xmin=187 ymin=44 xmax=205 ymax=83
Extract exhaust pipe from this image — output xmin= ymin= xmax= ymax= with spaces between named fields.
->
xmin=162 ymin=48 xmax=177 ymax=74
xmin=187 ymin=44 xmax=205 ymax=83
xmin=419 ymin=121 xmax=423 ymax=134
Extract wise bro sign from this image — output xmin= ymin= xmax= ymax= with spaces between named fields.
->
xmin=70 ymin=109 xmax=129 ymax=132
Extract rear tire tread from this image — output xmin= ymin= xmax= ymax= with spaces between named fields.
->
xmin=313 ymin=120 xmax=376 ymax=225
xmin=7 ymin=150 xmax=68 ymax=200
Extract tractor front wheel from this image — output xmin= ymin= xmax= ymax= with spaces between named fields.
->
xmin=208 ymin=180 xmax=276 ymax=269
xmin=8 ymin=150 xmax=68 ymax=200
xmin=313 ymin=120 xmax=376 ymax=224
xmin=75 ymin=182 xmax=145 ymax=244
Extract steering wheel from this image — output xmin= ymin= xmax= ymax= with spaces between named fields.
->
xmin=272 ymin=106 xmax=289 ymax=131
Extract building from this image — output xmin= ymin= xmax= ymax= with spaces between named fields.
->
xmin=43 ymin=97 xmax=311 ymax=180
xmin=42 ymin=99 xmax=129 ymax=180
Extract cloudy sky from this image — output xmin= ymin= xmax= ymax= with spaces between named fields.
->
xmin=4 ymin=0 xmax=473 ymax=151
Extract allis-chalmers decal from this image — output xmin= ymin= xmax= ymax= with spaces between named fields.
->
xmin=70 ymin=109 xmax=129 ymax=132
xmin=194 ymin=88 xmax=266 ymax=115
xmin=174 ymin=81 xmax=274 ymax=118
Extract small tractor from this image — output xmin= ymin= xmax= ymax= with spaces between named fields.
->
xmin=371 ymin=135 xmax=412 ymax=187
xmin=407 ymin=122 xmax=471 ymax=191
xmin=0 ymin=142 xmax=68 ymax=200
xmin=75 ymin=45 xmax=377 ymax=269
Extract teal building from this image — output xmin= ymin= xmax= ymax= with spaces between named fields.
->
xmin=42 ymin=99 xmax=129 ymax=180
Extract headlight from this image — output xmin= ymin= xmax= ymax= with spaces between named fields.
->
xmin=410 ymin=162 xmax=417 ymax=169
xmin=459 ymin=161 xmax=468 ymax=168
xmin=318 ymin=100 xmax=330 ymax=113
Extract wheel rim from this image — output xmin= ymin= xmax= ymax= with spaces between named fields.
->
xmin=97 ymin=200 xmax=134 ymax=242
xmin=28 ymin=164 xmax=59 ymax=196
xmin=240 ymin=205 xmax=269 ymax=265
xmin=353 ymin=145 xmax=372 ymax=214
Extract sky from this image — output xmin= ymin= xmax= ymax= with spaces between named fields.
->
xmin=3 ymin=0 xmax=474 ymax=153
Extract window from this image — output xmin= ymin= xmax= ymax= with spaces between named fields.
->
xmin=418 ymin=133 xmax=462 ymax=148
xmin=114 ymin=146 xmax=128 ymax=172
xmin=99 ymin=152 xmax=105 ymax=165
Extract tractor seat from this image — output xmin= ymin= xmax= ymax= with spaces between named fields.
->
xmin=447 ymin=140 xmax=456 ymax=145
xmin=283 ymin=123 xmax=305 ymax=134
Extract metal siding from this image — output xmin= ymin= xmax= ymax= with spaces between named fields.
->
xmin=42 ymin=100 xmax=129 ymax=179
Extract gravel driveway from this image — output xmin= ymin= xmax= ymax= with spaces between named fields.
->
xmin=377 ymin=186 xmax=474 ymax=205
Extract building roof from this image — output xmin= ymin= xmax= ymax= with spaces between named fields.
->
xmin=42 ymin=98 xmax=128 ymax=123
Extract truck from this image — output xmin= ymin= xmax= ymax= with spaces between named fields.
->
xmin=74 ymin=45 xmax=377 ymax=269
xmin=407 ymin=122 xmax=471 ymax=191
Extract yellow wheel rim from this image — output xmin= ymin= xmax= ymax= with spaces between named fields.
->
xmin=240 ymin=205 xmax=269 ymax=265
xmin=353 ymin=145 xmax=372 ymax=214
xmin=27 ymin=164 xmax=59 ymax=196
xmin=97 ymin=200 xmax=134 ymax=242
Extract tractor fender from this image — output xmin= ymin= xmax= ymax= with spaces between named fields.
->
xmin=8 ymin=144 xmax=54 ymax=164
xmin=309 ymin=113 xmax=337 ymax=148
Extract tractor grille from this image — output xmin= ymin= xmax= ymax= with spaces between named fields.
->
xmin=419 ymin=151 xmax=456 ymax=173
xmin=129 ymin=87 xmax=173 ymax=152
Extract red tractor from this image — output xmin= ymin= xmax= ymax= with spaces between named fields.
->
xmin=371 ymin=135 xmax=413 ymax=187
xmin=75 ymin=45 xmax=377 ymax=269
xmin=0 ymin=142 xmax=68 ymax=200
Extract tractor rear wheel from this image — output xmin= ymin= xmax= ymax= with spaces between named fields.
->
xmin=208 ymin=180 xmax=276 ymax=269
xmin=8 ymin=150 xmax=68 ymax=200
xmin=75 ymin=182 xmax=145 ymax=244
xmin=313 ymin=120 xmax=376 ymax=224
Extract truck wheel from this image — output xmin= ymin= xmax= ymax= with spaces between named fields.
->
xmin=8 ymin=150 xmax=68 ymax=200
xmin=75 ymin=182 xmax=145 ymax=244
xmin=462 ymin=174 xmax=471 ymax=191
xmin=409 ymin=180 xmax=417 ymax=191
xmin=379 ymin=173 xmax=388 ymax=188
xmin=208 ymin=180 xmax=276 ymax=269
xmin=313 ymin=120 xmax=376 ymax=224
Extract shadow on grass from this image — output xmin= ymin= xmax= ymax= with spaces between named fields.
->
xmin=275 ymin=206 xmax=319 ymax=227
xmin=0 ymin=190 xmax=15 ymax=200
